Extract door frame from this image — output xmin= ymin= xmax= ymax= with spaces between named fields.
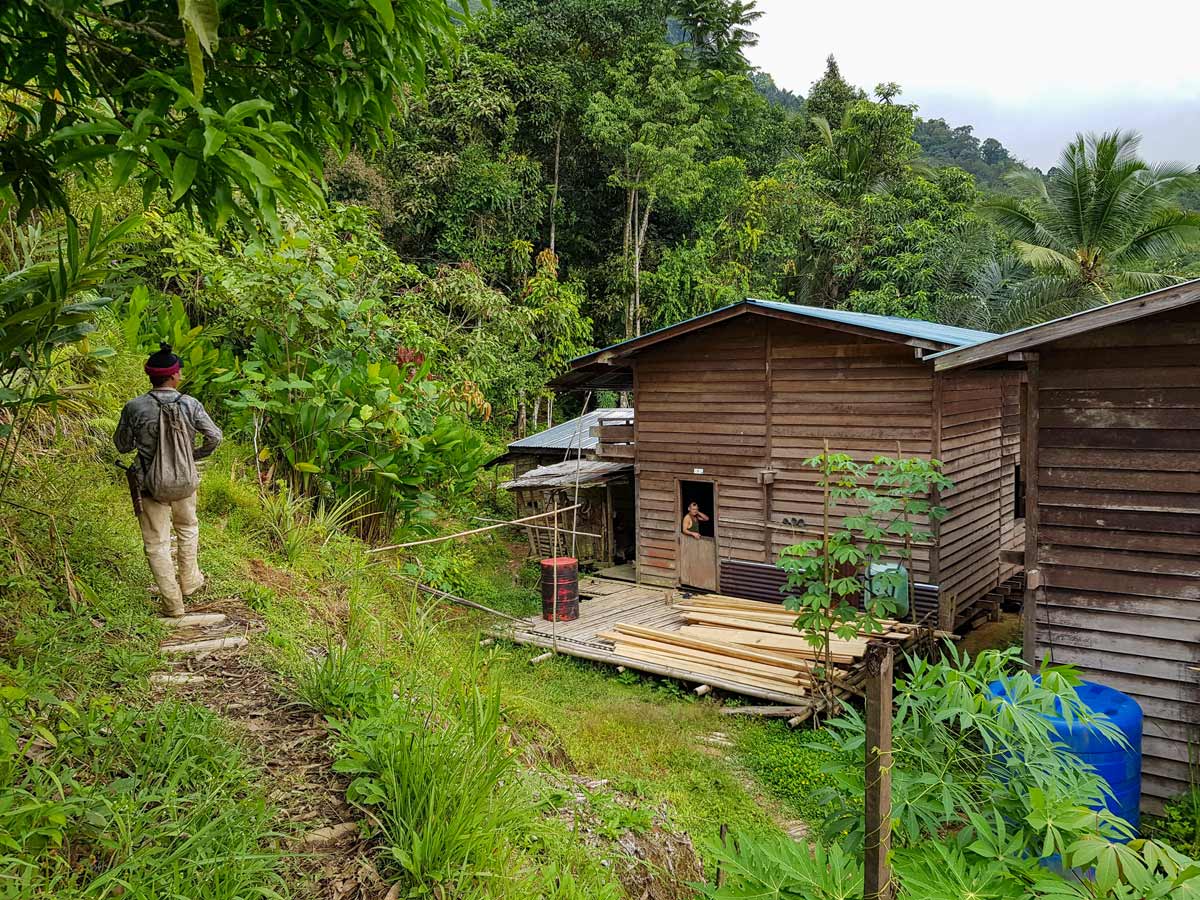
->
xmin=675 ymin=475 xmax=720 ymax=592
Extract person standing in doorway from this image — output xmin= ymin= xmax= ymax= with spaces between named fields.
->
xmin=681 ymin=501 xmax=710 ymax=540
xmin=115 ymin=343 xmax=223 ymax=617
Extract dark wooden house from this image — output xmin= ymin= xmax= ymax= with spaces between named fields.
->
xmin=934 ymin=280 xmax=1200 ymax=812
xmin=555 ymin=299 xmax=1025 ymax=629
xmin=501 ymin=458 xmax=635 ymax=568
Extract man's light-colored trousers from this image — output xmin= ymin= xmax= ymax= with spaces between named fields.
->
xmin=138 ymin=492 xmax=204 ymax=616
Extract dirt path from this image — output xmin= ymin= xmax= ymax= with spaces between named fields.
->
xmin=151 ymin=598 xmax=392 ymax=900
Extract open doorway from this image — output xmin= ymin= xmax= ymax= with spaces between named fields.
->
xmin=609 ymin=477 xmax=636 ymax=566
xmin=680 ymin=481 xmax=715 ymax=537
xmin=679 ymin=480 xmax=717 ymax=590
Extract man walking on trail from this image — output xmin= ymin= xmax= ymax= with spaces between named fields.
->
xmin=115 ymin=343 xmax=222 ymax=617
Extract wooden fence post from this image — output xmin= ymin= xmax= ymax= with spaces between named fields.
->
xmin=864 ymin=642 xmax=894 ymax=900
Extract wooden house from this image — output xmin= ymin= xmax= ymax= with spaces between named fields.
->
xmin=933 ymin=280 xmax=1200 ymax=812
xmin=554 ymin=299 xmax=1026 ymax=629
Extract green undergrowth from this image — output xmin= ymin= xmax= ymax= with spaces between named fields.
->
xmin=1146 ymin=787 xmax=1200 ymax=858
xmin=735 ymin=723 xmax=840 ymax=830
xmin=0 ymin=336 xmax=812 ymax=896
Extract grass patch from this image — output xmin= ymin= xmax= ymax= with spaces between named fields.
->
xmin=735 ymin=722 xmax=840 ymax=830
xmin=0 ymin=691 xmax=283 ymax=899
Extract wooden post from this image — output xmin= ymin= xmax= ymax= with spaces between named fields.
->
xmin=1021 ymin=354 xmax=1040 ymax=668
xmin=864 ymin=642 xmax=894 ymax=900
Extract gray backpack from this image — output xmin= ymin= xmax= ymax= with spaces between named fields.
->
xmin=144 ymin=393 xmax=200 ymax=502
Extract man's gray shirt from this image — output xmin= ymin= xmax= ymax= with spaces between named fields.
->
xmin=114 ymin=388 xmax=223 ymax=474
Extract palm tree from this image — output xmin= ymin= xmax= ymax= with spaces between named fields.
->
xmin=980 ymin=130 xmax=1200 ymax=324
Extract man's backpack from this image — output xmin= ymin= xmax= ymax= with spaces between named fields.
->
xmin=143 ymin=393 xmax=200 ymax=502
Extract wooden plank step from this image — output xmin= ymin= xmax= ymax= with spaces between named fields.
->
xmin=158 ymin=612 xmax=227 ymax=628
xmin=161 ymin=636 xmax=249 ymax=655
xmin=149 ymin=672 xmax=208 ymax=685
xmin=720 ymin=705 xmax=812 ymax=718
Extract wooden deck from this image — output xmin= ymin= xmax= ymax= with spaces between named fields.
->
xmin=502 ymin=577 xmax=825 ymax=708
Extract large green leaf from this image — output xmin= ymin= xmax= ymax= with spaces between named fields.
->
xmin=179 ymin=0 xmax=220 ymax=56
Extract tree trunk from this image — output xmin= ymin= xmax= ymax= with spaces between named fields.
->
xmin=517 ymin=390 xmax=527 ymax=438
xmin=532 ymin=395 xmax=542 ymax=432
xmin=623 ymin=184 xmax=636 ymax=339
xmin=633 ymin=195 xmax=654 ymax=338
xmin=547 ymin=395 xmax=554 ymax=429
xmin=548 ymin=119 xmax=563 ymax=253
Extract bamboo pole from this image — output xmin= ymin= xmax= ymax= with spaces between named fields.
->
xmin=368 ymin=504 xmax=581 ymax=552
xmin=469 ymin=516 xmax=602 ymax=539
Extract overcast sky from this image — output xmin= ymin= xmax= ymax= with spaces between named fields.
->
xmin=744 ymin=0 xmax=1200 ymax=170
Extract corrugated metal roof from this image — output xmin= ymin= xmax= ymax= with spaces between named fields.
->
xmin=746 ymin=299 xmax=995 ymax=347
xmin=501 ymin=459 xmax=632 ymax=491
xmin=507 ymin=408 xmax=633 ymax=453
xmin=557 ymin=300 xmax=996 ymax=385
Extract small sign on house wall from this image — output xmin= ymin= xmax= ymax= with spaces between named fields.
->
xmin=693 ymin=468 xmax=704 ymax=475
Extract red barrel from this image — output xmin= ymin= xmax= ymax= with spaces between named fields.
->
xmin=540 ymin=557 xmax=579 ymax=622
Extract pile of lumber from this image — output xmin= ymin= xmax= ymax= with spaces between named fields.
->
xmin=597 ymin=622 xmax=815 ymax=699
xmin=597 ymin=594 xmax=935 ymax=703
xmin=674 ymin=594 xmax=925 ymax=661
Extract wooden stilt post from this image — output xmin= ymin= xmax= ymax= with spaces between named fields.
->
xmin=864 ymin=642 xmax=894 ymax=900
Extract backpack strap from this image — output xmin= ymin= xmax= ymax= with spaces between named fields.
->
xmin=148 ymin=391 xmax=182 ymax=408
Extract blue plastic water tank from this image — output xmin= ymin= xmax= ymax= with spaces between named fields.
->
xmin=988 ymin=678 xmax=1143 ymax=834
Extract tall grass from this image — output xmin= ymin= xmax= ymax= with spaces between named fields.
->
xmin=0 ymin=695 xmax=285 ymax=899
xmin=333 ymin=675 xmax=526 ymax=890
xmin=294 ymin=638 xmax=392 ymax=720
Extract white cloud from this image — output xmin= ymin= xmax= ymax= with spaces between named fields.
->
xmin=746 ymin=0 xmax=1200 ymax=168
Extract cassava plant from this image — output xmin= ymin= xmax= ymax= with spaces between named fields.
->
xmin=777 ymin=447 xmax=952 ymax=707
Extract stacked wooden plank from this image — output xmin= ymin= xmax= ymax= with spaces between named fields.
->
xmin=675 ymin=594 xmax=921 ymax=659
xmin=598 ymin=594 xmax=930 ymax=703
xmin=597 ymin=623 xmax=814 ymax=700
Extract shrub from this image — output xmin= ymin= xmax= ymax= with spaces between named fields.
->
xmin=1146 ymin=787 xmax=1200 ymax=858
xmin=813 ymin=647 xmax=1128 ymax=853
xmin=702 ymin=650 xmax=1200 ymax=899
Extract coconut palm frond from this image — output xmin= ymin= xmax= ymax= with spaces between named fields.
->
xmin=988 ymin=272 xmax=1106 ymax=330
xmin=979 ymin=197 xmax=1042 ymax=244
xmin=811 ymin=115 xmax=834 ymax=151
xmin=1011 ymin=241 xmax=1077 ymax=275
xmin=1110 ymin=208 xmax=1200 ymax=262
xmin=1107 ymin=269 xmax=1187 ymax=298
xmin=981 ymin=130 xmax=1195 ymax=303
xmin=1002 ymin=169 xmax=1048 ymax=202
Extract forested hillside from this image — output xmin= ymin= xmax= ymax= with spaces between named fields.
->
xmin=5 ymin=1 xmax=1200 ymax=897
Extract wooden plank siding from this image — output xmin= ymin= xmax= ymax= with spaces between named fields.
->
xmin=1030 ymin=304 xmax=1200 ymax=812
xmin=630 ymin=315 xmax=1014 ymax=624
xmin=936 ymin=370 xmax=1025 ymax=627
xmin=766 ymin=327 xmax=935 ymax=579
xmin=633 ymin=317 xmax=769 ymax=587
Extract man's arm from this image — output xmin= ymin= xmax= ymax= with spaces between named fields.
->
xmin=114 ymin=403 xmax=136 ymax=454
xmin=189 ymin=400 xmax=223 ymax=460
